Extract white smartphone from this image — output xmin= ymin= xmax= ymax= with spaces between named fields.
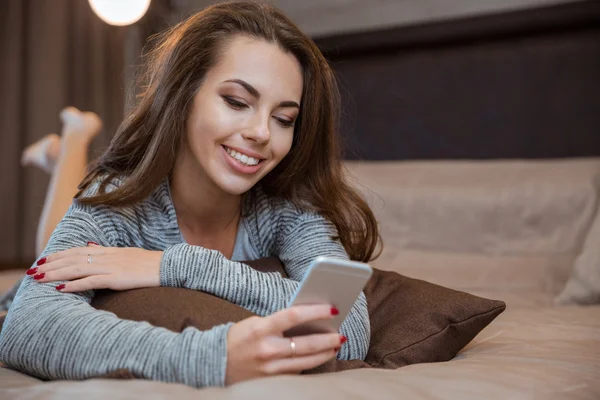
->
xmin=283 ymin=256 xmax=373 ymax=337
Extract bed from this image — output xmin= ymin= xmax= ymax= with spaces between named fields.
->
xmin=1 ymin=1 xmax=599 ymax=398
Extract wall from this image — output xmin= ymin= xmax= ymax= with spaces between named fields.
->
xmin=170 ymin=0 xmax=583 ymax=36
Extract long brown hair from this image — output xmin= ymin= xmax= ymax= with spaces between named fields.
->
xmin=77 ymin=0 xmax=382 ymax=262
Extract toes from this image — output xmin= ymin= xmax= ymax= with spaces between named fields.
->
xmin=21 ymin=151 xmax=32 ymax=166
xmin=60 ymin=106 xmax=82 ymax=123
xmin=60 ymin=106 xmax=103 ymax=138
xmin=21 ymin=134 xmax=61 ymax=173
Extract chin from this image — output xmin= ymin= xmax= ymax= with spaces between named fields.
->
xmin=215 ymin=176 xmax=257 ymax=196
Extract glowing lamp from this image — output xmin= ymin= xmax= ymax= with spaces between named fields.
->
xmin=88 ymin=0 xmax=151 ymax=26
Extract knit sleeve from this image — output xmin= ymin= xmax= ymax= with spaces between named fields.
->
xmin=276 ymin=212 xmax=370 ymax=361
xmin=0 ymin=204 xmax=231 ymax=388
xmin=160 ymin=244 xmax=299 ymax=316
xmin=160 ymin=211 xmax=370 ymax=361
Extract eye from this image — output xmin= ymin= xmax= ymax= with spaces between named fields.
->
xmin=273 ymin=117 xmax=295 ymax=128
xmin=222 ymin=96 xmax=248 ymax=110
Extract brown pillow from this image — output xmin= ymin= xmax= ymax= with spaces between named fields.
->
xmin=305 ymin=267 xmax=507 ymax=373
xmin=364 ymin=268 xmax=505 ymax=367
xmin=89 ymin=258 xmax=282 ymax=334
xmin=90 ymin=258 xmax=505 ymax=377
xmin=0 ymin=258 xmax=505 ymax=378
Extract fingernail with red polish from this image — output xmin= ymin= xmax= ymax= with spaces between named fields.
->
xmin=26 ymin=267 xmax=38 ymax=275
xmin=340 ymin=335 xmax=347 ymax=344
xmin=334 ymin=347 xmax=340 ymax=352
xmin=33 ymin=273 xmax=46 ymax=280
xmin=87 ymin=241 xmax=99 ymax=246
xmin=36 ymin=257 xmax=47 ymax=266
xmin=56 ymin=284 xmax=66 ymax=291
xmin=330 ymin=307 xmax=339 ymax=316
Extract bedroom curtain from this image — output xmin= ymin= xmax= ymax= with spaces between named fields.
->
xmin=0 ymin=0 xmax=126 ymax=264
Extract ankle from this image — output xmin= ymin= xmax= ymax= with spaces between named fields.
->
xmin=60 ymin=132 xmax=94 ymax=150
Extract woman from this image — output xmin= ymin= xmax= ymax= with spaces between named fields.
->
xmin=0 ymin=0 xmax=380 ymax=388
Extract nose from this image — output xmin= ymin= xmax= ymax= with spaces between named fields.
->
xmin=242 ymin=114 xmax=270 ymax=144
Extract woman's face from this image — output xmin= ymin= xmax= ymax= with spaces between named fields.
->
xmin=182 ymin=35 xmax=303 ymax=196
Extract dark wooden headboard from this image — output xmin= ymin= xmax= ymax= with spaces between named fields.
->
xmin=313 ymin=1 xmax=600 ymax=160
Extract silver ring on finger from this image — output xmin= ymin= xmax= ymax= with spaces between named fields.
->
xmin=87 ymin=254 xmax=93 ymax=265
xmin=289 ymin=338 xmax=296 ymax=358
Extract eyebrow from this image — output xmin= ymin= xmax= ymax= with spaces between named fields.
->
xmin=223 ymin=79 xmax=300 ymax=109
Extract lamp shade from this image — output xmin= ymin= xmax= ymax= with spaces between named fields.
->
xmin=88 ymin=0 xmax=151 ymax=26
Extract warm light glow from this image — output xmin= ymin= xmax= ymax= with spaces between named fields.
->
xmin=88 ymin=0 xmax=151 ymax=26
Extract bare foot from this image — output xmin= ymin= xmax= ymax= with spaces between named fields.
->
xmin=59 ymin=106 xmax=102 ymax=143
xmin=21 ymin=133 xmax=61 ymax=174
xmin=21 ymin=107 xmax=103 ymax=175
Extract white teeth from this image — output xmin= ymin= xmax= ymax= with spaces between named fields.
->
xmin=225 ymin=146 xmax=260 ymax=166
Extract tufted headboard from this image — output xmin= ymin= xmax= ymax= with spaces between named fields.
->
xmin=313 ymin=1 xmax=600 ymax=160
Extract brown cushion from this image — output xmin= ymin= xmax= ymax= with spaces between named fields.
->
xmin=91 ymin=257 xmax=506 ymax=376
xmin=305 ymin=267 xmax=506 ymax=373
xmin=365 ymin=268 xmax=505 ymax=367
xmin=89 ymin=258 xmax=284 ymax=333
xmin=0 ymin=257 xmax=505 ymax=378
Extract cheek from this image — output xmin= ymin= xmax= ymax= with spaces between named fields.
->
xmin=188 ymin=101 xmax=238 ymax=145
xmin=271 ymin=132 xmax=294 ymax=161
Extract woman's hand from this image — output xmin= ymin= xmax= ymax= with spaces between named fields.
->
xmin=27 ymin=243 xmax=163 ymax=292
xmin=225 ymin=304 xmax=345 ymax=385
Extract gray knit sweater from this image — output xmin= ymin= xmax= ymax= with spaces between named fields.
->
xmin=0 ymin=178 xmax=370 ymax=388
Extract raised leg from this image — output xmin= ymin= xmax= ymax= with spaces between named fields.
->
xmin=26 ymin=106 xmax=103 ymax=255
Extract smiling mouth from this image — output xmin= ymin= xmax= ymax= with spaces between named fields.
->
xmin=222 ymin=145 xmax=265 ymax=167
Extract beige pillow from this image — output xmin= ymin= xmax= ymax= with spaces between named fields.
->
xmin=556 ymin=204 xmax=600 ymax=304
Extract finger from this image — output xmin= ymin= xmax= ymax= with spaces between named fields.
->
xmin=281 ymin=333 xmax=343 ymax=358
xmin=42 ymin=247 xmax=85 ymax=264
xmin=44 ymin=244 xmax=101 ymax=264
xmin=35 ymin=255 xmax=78 ymax=274
xmin=264 ymin=349 xmax=337 ymax=375
xmin=37 ymin=252 xmax=99 ymax=274
xmin=56 ymin=275 xmax=108 ymax=293
xmin=35 ymin=263 xmax=107 ymax=284
xmin=256 ymin=333 xmax=343 ymax=361
xmin=254 ymin=333 xmax=342 ymax=362
xmin=264 ymin=305 xmax=335 ymax=334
